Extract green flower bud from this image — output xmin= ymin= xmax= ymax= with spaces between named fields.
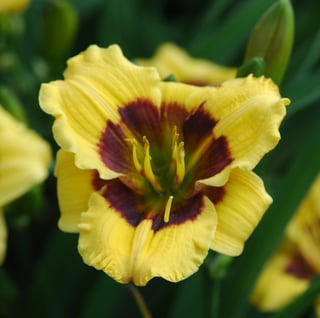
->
xmin=206 ymin=254 xmax=233 ymax=280
xmin=40 ymin=0 xmax=78 ymax=67
xmin=244 ymin=0 xmax=294 ymax=84
xmin=236 ymin=57 xmax=265 ymax=78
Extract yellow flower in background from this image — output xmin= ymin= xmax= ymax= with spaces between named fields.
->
xmin=136 ymin=43 xmax=237 ymax=86
xmin=251 ymin=176 xmax=320 ymax=315
xmin=39 ymin=44 xmax=289 ymax=286
xmin=0 ymin=106 xmax=51 ymax=264
xmin=0 ymin=0 xmax=30 ymax=13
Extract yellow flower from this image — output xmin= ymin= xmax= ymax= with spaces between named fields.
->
xmin=136 ymin=43 xmax=237 ymax=86
xmin=0 ymin=0 xmax=30 ymax=13
xmin=251 ymin=176 xmax=320 ymax=314
xmin=39 ymin=44 xmax=289 ymax=286
xmin=0 ymin=106 xmax=51 ymax=264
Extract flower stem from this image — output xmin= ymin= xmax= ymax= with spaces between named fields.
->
xmin=127 ymin=283 xmax=152 ymax=318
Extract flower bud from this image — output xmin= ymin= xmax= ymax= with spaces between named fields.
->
xmin=236 ymin=57 xmax=265 ymax=78
xmin=40 ymin=0 xmax=78 ymax=67
xmin=206 ymin=254 xmax=233 ymax=280
xmin=244 ymin=0 xmax=294 ymax=84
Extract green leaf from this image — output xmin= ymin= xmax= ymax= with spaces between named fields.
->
xmin=289 ymin=27 xmax=320 ymax=78
xmin=0 ymin=86 xmax=26 ymax=122
xmin=98 ymin=0 xmax=146 ymax=57
xmin=24 ymin=231 xmax=96 ymax=318
xmin=0 ymin=269 xmax=18 ymax=317
xmin=285 ymin=72 xmax=320 ymax=116
xmin=167 ymin=272 xmax=204 ymax=318
xmin=192 ymin=0 xmax=237 ymax=36
xmin=188 ymin=0 xmax=275 ymax=63
xmin=80 ymin=275 xmax=125 ymax=318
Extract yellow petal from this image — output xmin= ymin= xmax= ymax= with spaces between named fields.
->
xmin=204 ymin=75 xmax=289 ymax=169
xmin=159 ymin=80 xmax=216 ymax=112
xmin=251 ymin=241 xmax=310 ymax=312
xmin=160 ymin=82 xmax=232 ymax=180
xmin=137 ymin=42 xmax=236 ymax=85
xmin=0 ymin=210 xmax=7 ymax=265
xmin=287 ymin=175 xmax=320 ymax=272
xmin=55 ymin=150 xmax=97 ymax=233
xmin=210 ymin=168 xmax=272 ymax=256
xmin=39 ymin=44 xmax=161 ymax=180
xmin=78 ymin=191 xmax=217 ymax=286
xmin=0 ymin=107 xmax=51 ymax=207
xmin=159 ymin=76 xmax=289 ymax=183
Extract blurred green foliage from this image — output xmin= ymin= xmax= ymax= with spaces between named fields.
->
xmin=0 ymin=0 xmax=319 ymax=317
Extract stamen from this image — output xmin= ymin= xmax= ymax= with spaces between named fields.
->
xmin=186 ymin=137 xmax=211 ymax=172
xmin=171 ymin=126 xmax=179 ymax=148
xmin=164 ymin=195 xmax=174 ymax=223
xmin=171 ymin=127 xmax=185 ymax=185
xmin=143 ymin=136 xmax=162 ymax=192
xmin=126 ymin=138 xmax=142 ymax=173
xmin=175 ymin=141 xmax=185 ymax=184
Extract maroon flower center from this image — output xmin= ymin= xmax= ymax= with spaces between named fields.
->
xmin=285 ymin=252 xmax=317 ymax=280
xmin=96 ymin=98 xmax=232 ymax=229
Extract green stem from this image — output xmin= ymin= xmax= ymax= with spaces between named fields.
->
xmin=127 ymin=284 xmax=152 ymax=318
xmin=210 ymin=279 xmax=221 ymax=318
xmin=202 ymin=268 xmax=214 ymax=318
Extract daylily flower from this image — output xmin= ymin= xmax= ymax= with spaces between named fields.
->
xmin=136 ymin=42 xmax=237 ymax=86
xmin=0 ymin=0 xmax=30 ymax=13
xmin=251 ymin=176 xmax=320 ymax=315
xmin=0 ymin=106 xmax=51 ymax=264
xmin=39 ymin=44 xmax=289 ymax=286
